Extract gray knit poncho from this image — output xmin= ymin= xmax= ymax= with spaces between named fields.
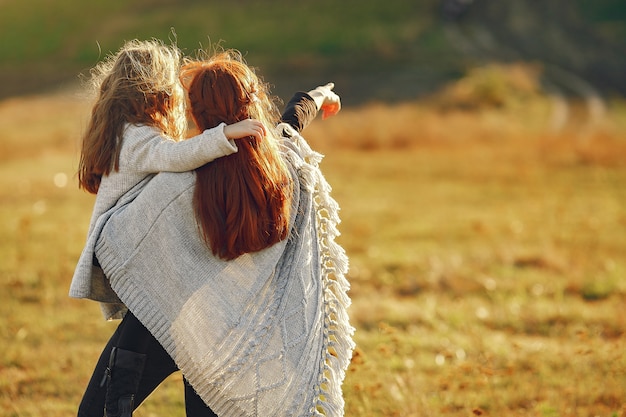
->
xmin=72 ymin=124 xmax=354 ymax=416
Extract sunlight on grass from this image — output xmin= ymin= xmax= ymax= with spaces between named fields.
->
xmin=1 ymin=79 xmax=625 ymax=416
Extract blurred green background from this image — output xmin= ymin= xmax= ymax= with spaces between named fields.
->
xmin=0 ymin=0 xmax=625 ymax=104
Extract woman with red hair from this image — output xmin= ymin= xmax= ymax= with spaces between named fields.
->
xmin=74 ymin=49 xmax=352 ymax=417
xmin=181 ymin=53 xmax=295 ymax=261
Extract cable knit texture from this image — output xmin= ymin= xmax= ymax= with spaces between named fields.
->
xmin=69 ymin=122 xmax=236 ymax=309
xmin=72 ymin=124 xmax=355 ymax=416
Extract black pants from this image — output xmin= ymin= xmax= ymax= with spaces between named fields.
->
xmin=77 ymin=311 xmax=218 ymax=416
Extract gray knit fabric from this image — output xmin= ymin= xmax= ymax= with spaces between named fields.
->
xmin=69 ymin=122 xmax=237 ymax=308
xmin=72 ymin=124 xmax=354 ymax=416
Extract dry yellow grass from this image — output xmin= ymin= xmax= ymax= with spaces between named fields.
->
xmin=1 ymin=82 xmax=625 ymax=416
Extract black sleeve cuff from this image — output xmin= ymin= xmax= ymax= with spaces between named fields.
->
xmin=280 ymin=92 xmax=319 ymax=134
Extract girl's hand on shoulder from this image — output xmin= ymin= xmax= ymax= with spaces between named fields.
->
xmin=224 ymin=119 xmax=267 ymax=140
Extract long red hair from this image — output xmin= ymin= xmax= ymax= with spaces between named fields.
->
xmin=181 ymin=51 xmax=292 ymax=260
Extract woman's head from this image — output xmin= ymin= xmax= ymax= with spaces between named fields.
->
xmin=79 ymin=39 xmax=186 ymax=193
xmin=181 ymin=50 xmax=278 ymax=133
xmin=180 ymin=51 xmax=292 ymax=260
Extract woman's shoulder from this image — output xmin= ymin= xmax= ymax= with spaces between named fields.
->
xmin=148 ymin=171 xmax=196 ymax=194
xmin=113 ymin=171 xmax=196 ymax=227
xmin=146 ymin=171 xmax=196 ymax=203
xmin=277 ymin=123 xmax=322 ymax=165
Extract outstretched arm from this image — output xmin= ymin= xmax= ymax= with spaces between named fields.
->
xmin=307 ymin=82 xmax=341 ymax=120
xmin=281 ymin=83 xmax=341 ymax=133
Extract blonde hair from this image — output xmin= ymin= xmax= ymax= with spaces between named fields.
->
xmin=78 ymin=39 xmax=186 ymax=193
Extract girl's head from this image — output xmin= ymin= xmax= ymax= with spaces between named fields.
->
xmin=79 ymin=39 xmax=186 ymax=193
xmin=180 ymin=51 xmax=292 ymax=260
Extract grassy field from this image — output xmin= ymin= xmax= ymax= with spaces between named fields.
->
xmin=1 ymin=76 xmax=625 ymax=416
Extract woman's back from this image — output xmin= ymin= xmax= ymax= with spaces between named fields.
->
xmin=93 ymin=121 xmax=353 ymax=416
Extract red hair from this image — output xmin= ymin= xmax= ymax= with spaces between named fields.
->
xmin=181 ymin=52 xmax=292 ymax=260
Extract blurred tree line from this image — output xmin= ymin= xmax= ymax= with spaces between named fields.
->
xmin=0 ymin=0 xmax=623 ymax=103
xmin=439 ymin=0 xmax=626 ymax=99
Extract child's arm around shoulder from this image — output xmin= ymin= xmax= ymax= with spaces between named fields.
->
xmin=223 ymin=119 xmax=266 ymax=142
xmin=121 ymin=120 xmax=266 ymax=174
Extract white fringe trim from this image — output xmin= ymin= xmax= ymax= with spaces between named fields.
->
xmin=281 ymin=124 xmax=356 ymax=417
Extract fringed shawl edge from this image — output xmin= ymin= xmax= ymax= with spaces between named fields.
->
xmin=280 ymin=124 xmax=356 ymax=417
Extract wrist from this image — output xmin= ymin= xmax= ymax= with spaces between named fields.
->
xmin=222 ymin=123 xmax=233 ymax=139
xmin=307 ymin=89 xmax=326 ymax=111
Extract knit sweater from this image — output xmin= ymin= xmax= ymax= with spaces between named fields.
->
xmin=72 ymin=124 xmax=354 ymax=416
xmin=69 ymin=122 xmax=237 ymax=306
